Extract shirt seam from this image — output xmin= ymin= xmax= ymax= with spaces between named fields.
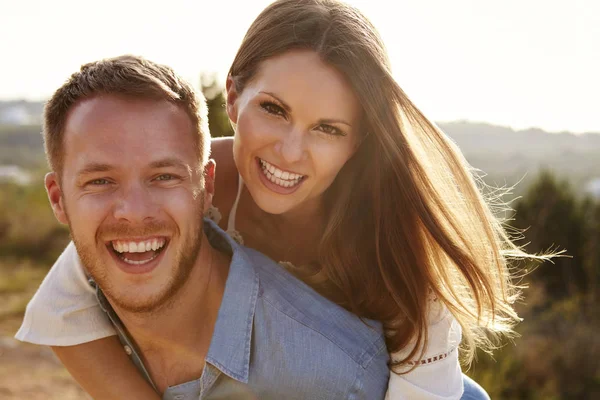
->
xmin=347 ymin=360 xmax=366 ymax=400
xmin=205 ymin=265 xmax=258 ymax=384
xmin=16 ymin=330 xmax=117 ymax=346
xmin=261 ymin=294 xmax=386 ymax=369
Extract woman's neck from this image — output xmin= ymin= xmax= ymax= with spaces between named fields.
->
xmin=238 ymin=188 xmax=326 ymax=265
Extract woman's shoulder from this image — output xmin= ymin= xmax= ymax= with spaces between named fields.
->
xmin=210 ymin=136 xmax=233 ymax=156
xmin=209 ymin=137 xmax=238 ymax=226
xmin=389 ymin=301 xmax=461 ymax=364
xmin=210 ymin=136 xmax=235 ymax=171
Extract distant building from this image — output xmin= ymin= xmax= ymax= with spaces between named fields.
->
xmin=585 ymin=178 xmax=600 ymax=199
xmin=0 ymin=106 xmax=28 ymax=124
xmin=0 ymin=101 xmax=44 ymax=125
xmin=0 ymin=165 xmax=32 ymax=185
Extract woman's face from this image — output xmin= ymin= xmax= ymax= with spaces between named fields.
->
xmin=228 ymin=50 xmax=362 ymax=215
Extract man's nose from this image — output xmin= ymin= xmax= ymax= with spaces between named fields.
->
xmin=112 ymin=182 xmax=157 ymax=223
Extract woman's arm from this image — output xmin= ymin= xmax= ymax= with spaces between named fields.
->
xmin=14 ymin=242 xmax=157 ymax=398
xmin=15 ymin=138 xmax=237 ymax=398
xmin=52 ymin=337 xmax=160 ymax=400
xmin=16 ymin=241 xmax=116 ymax=345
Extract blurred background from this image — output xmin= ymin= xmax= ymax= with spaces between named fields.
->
xmin=0 ymin=0 xmax=598 ymax=399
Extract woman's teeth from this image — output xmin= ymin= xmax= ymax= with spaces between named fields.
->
xmin=259 ymin=159 xmax=304 ymax=188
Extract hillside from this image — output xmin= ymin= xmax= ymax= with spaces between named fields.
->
xmin=441 ymin=121 xmax=600 ymax=195
xmin=1 ymin=118 xmax=599 ymax=195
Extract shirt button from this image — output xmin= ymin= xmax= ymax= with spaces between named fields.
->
xmin=123 ymin=345 xmax=132 ymax=355
xmin=174 ymin=395 xmax=185 ymax=400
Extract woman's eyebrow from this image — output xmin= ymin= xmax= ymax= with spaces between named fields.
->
xmin=260 ymin=91 xmax=291 ymax=112
xmin=260 ymin=91 xmax=352 ymax=127
xmin=318 ymin=118 xmax=352 ymax=127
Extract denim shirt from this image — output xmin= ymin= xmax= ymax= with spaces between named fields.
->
xmin=95 ymin=219 xmax=390 ymax=399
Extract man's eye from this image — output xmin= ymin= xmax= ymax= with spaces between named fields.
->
xmin=88 ymin=179 xmax=110 ymax=185
xmin=260 ymin=101 xmax=286 ymax=117
xmin=155 ymin=174 xmax=174 ymax=181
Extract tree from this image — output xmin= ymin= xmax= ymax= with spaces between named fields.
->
xmin=468 ymin=171 xmax=600 ymax=399
xmin=200 ymin=74 xmax=234 ymax=138
xmin=513 ymin=171 xmax=588 ymax=300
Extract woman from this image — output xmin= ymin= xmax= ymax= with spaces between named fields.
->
xmin=18 ymin=0 xmax=543 ymax=398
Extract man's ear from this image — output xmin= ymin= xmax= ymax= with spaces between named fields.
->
xmin=225 ymin=75 xmax=239 ymax=125
xmin=45 ymin=172 xmax=68 ymax=225
xmin=203 ymin=159 xmax=216 ymax=213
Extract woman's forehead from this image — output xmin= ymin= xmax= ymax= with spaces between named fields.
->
xmin=249 ymin=50 xmax=361 ymax=120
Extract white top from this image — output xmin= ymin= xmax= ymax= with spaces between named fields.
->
xmin=16 ymin=177 xmax=463 ymax=399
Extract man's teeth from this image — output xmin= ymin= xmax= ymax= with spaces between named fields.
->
xmin=122 ymin=254 xmax=159 ymax=265
xmin=111 ymin=238 xmax=166 ymax=253
xmin=259 ymin=159 xmax=304 ymax=188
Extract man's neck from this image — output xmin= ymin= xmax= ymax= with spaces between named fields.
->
xmin=113 ymin=234 xmax=231 ymax=394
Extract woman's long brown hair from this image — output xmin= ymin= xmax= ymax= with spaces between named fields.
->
xmin=228 ymin=0 xmax=551 ymax=371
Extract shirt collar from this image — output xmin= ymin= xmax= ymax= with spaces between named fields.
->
xmin=95 ymin=218 xmax=259 ymax=386
xmin=201 ymin=219 xmax=259 ymax=384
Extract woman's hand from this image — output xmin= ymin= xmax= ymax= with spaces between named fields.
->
xmin=52 ymin=336 xmax=160 ymax=400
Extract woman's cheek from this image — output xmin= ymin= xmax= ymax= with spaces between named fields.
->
xmin=240 ymin=111 xmax=284 ymax=146
xmin=313 ymin=140 xmax=353 ymax=168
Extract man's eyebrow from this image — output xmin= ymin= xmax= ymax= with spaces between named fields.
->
xmin=76 ymin=159 xmax=191 ymax=177
xmin=76 ymin=163 xmax=114 ymax=177
xmin=149 ymin=158 xmax=188 ymax=169
xmin=149 ymin=158 xmax=192 ymax=172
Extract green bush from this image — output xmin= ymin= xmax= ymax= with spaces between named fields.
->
xmin=0 ymin=179 xmax=70 ymax=264
xmin=466 ymin=171 xmax=600 ymax=399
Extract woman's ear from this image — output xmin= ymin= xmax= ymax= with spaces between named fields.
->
xmin=225 ymin=76 xmax=239 ymax=124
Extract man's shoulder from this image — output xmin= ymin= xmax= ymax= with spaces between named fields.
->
xmin=242 ymin=246 xmax=387 ymax=368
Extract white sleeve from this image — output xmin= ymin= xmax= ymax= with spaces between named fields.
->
xmin=15 ymin=241 xmax=117 ymax=346
xmin=385 ymin=302 xmax=464 ymax=400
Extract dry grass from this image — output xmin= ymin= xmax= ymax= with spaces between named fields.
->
xmin=0 ymin=261 xmax=46 ymax=294
xmin=0 ymin=260 xmax=46 ymax=320
xmin=0 ymin=259 xmax=87 ymax=399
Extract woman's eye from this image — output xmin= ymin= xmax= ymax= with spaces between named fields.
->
xmin=318 ymin=124 xmax=345 ymax=137
xmin=260 ymin=101 xmax=286 ymax=117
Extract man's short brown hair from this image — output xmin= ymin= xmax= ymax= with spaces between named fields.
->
xmin=44 ymin=55 xmax=209 ymax=175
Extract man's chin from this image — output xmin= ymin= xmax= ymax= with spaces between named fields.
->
xmin=81 ymin=232 xmax=199 ymax=315
xmin=93 ymin=250 xmax=178 ymax=314
xmin=105 ymin=284 xmax=174 ymax=314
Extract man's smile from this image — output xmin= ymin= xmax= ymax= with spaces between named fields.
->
xmin=105 ymin=236 xmax=170 ymax=273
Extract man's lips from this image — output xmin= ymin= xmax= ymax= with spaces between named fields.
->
xmin=110 ymin=236 xmax=167 ymax=254
xmin=104 ymin=237 xmax=170 ymax=273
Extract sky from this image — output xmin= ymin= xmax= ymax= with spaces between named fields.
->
xmin=0 ymin=0 xmax=598 ymax=133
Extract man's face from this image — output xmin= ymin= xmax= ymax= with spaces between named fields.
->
xmin=46 ymin=94 xmax=212 ymax=313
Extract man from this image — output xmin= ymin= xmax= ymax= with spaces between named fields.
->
xmin=21 ymin=55 xmax=389 ymax=399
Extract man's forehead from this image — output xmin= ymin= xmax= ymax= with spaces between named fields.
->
xmin=74 ymin=156 xmax=195 ymax=176
xmin=66 ymin=94 xmax=183 ymax=129
xmin=62 ymin=95 xmax=199 ymax=171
